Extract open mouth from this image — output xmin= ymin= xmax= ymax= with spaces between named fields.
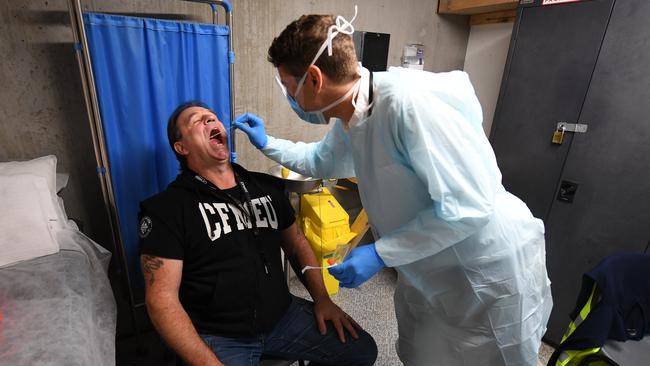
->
xmin=209 ymin=128 xmax=225 ymax=145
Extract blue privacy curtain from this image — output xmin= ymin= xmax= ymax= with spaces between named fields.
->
xmin=83 ymin=13 xmax=232 ymax=289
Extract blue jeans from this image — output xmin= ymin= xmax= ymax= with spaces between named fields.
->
xmin=200 ymin=296 xmax=377 ymax=366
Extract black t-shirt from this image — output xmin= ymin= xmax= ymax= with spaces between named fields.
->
xmin=139 ymin=164 xmax=294 ymax=337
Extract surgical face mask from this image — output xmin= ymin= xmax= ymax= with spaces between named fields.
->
xmin=288 ymin=93 xmax=328 ymax=125
xmin=277 ymin=78 xmax=361 ymax=125
xmin=274 ymin=6 xmax=359 ymax=125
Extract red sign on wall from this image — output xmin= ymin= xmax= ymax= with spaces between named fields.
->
xmin=542 ymin=0 xmax=582 ymax=5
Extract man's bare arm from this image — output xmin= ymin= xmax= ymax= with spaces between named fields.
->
xmin=279 ymin=224 xmax=329 ymax=303
xmin=141 ymin=254 xmax=223 ymax=366
xmin=280 ymin=223 xmax=361 ymax=342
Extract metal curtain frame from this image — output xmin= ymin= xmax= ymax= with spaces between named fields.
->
xmin=67 ymin=0 xmax=235 ymax=335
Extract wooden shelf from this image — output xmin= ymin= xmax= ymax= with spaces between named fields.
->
xmin=438 ymin=0 xmax=519 ymax=15
xmin=470 ymin=9 xmax=517 ymax=25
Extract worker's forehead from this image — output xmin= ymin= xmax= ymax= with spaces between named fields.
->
xmin=277 ymin=65 xmax=300 ymax=84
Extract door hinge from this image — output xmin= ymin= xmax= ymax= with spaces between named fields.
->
xmin=557 ymin=122 xmax=588 ymax=133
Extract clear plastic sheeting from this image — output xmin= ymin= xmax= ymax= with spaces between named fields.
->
xmin=0 ymin=227 xmax=116 ymax=366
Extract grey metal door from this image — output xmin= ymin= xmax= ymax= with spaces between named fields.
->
xmin=544 ymin=0 xmax=650 ymax=343
xmin=490 ymin=0 xmax=614 ymax=219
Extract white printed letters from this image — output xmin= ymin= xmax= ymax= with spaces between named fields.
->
xmin=199 ymin=196 xmax=278 ymax=241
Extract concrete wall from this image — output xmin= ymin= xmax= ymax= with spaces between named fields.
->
xmin=463 ymin=22 xmax=514 ymax=136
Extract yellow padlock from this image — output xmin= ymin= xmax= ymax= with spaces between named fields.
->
xmin=552 ymin=126 xmax=566 ymax=145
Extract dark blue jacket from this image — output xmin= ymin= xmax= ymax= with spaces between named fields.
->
xmin=563 ymin=252 xmax=650 ymax=350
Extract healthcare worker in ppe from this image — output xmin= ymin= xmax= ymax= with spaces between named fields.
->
xmin=234 ymin=7 xmax=553 ymax=366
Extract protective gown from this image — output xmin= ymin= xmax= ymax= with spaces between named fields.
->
xmin=261 ymin=67 xmax=553 ymax=366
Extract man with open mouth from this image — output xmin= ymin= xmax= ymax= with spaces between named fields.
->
xmin=137 ymin=101 xmax=377 ymax=366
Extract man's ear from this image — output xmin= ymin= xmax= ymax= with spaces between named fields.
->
xmin=307 ymin=64 xmax=323 ymax=94
xmin=174 ymin=141 xmax=189 ymax=157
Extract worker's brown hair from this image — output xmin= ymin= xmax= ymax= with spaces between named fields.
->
xmin=268 ymin=15 xmax=358 ymax=83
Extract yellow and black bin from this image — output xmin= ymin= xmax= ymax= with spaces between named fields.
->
xmin=299 ymin=187 xmax=356 ymax=295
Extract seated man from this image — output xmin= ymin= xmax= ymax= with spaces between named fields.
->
xmin=139 ymin=101 xmax=377 ymax=366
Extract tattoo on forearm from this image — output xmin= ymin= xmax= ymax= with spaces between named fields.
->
xmin=142 ymin=255 xmax=164 ymax=286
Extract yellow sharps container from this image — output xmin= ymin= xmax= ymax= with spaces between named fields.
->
xmin=299 ymin=188 xmax=356 ymax=295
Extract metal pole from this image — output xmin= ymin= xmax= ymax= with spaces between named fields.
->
xmin=226 ymin=8 xmax=236 ymax=160
xmin=67 ymin=0 xmax=141 ymax=335
xmin=182 ymin=0 xmax=236 ymax=159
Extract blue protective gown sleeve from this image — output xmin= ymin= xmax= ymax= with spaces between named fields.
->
xmin=261 ymin=119 xmax=356 ymax=179
xmin=375 ymin=83 xmax=498 ymax=268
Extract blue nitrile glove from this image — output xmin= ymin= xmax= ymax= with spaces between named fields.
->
xmin=328 ymin=243 xmax=385 ymax=288
xmin=233 ymin=113 xmax=268 ymax=149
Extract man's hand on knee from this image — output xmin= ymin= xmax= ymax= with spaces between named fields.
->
xmin=313 ymin=298 xmax=361 ymax=343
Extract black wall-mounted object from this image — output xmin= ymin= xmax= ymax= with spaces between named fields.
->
xmin=353 ymin=31 xmax=390 ymax=72
xmin=557 ymin=181 xmax=579 ymax=203
xmin=490 ymin=0 xmax=650 ymax=344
